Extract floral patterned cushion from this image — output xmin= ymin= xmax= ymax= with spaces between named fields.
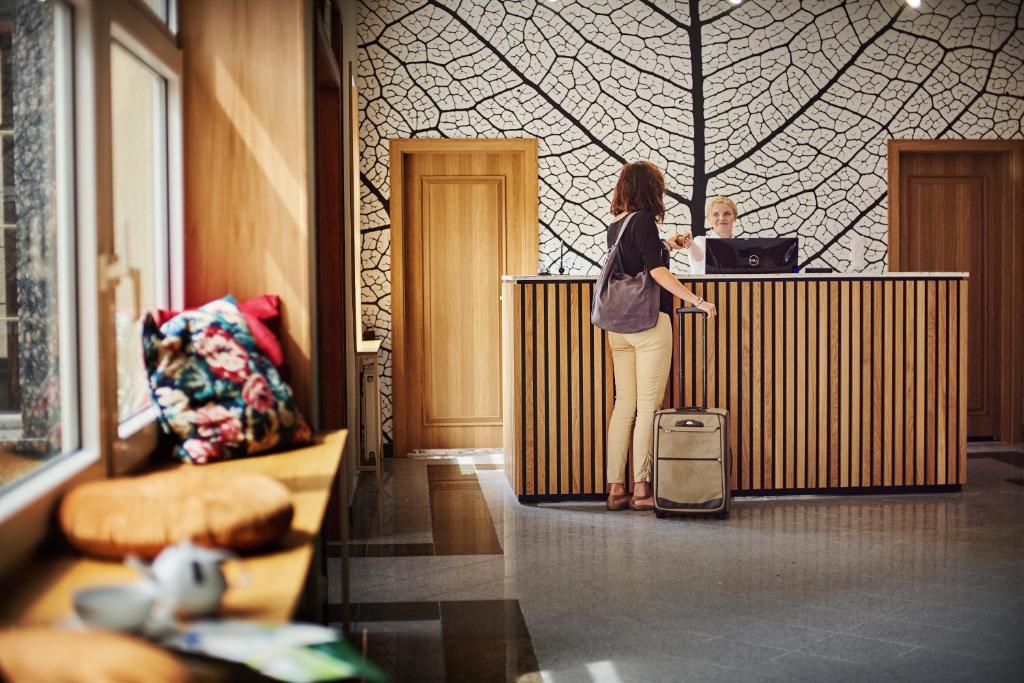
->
xmin=142 ymin=296 xmax=311 ymax=464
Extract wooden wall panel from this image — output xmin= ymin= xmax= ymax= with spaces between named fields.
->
xmin=181 ymin=0 xmax=313 ymax=416
xmin=773 ymin=282 xmax=785 ymax=489
xmin=795 ymin=282 xmax=804 ymax=487
xmin=740 ymin=283 xmax=752 ymax=491
xmin=602 ymin=318 xmax=614 ymax=491
xmin=502 ymin=276 xmax=968 ymax=500
xmin=921 ymin=282 xmax=929 ymax=485
xmin=894 ymin=281 xmax=905 ymax=486
xmin=501 ymin=281 xmax=521 ymax=493
xmin=752 ymin=282 xmax=763 ymax=490
xmin=582 ymin=282 xmax=594 ymax=496
xmin=729 ymin=282 xmax=740 ymax=492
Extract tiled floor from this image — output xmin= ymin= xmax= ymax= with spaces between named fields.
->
xmin=330 ymin=444 xmax=1024 ymax=682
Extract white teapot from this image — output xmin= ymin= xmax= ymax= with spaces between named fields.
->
xmin=128 ymin=540 xmax=241 ymax=618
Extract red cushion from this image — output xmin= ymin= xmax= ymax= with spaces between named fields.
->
xmin=156 ymin=295 xmax=284 ymax=367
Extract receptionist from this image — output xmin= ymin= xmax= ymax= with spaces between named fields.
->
xmin=667 ymin=196 xmax=739 ymax=274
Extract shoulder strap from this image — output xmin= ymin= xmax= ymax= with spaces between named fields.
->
xmin=611 ymin=212 xmax=637 ymax=249
xmin=611 ymin=212 xmax=638 ymax=272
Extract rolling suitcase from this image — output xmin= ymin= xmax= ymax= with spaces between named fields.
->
xmin=652 ymin=306 xmax=731 ymax=519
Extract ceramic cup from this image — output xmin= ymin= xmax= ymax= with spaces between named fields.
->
xmin=72 ymin=582 xmax=157 ymax=633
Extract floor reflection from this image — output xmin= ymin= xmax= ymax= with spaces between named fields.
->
xmin=332 ymin=445 xmax=1024 ymax=682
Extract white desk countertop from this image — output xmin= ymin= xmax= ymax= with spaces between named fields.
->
xmin=503 ymin=272 xmax=969 ymax=282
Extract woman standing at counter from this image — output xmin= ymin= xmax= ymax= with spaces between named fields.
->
xmin=671 ymin=196 xmax=739 ymax=274
xmin=604 ymin=162 xmax=716 ymax=512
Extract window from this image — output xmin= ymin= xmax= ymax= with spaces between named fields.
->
xmin=0 ymin=0 xmax=86 ymax=579
xmin=134 ymin=0 xmax=177 ymax=34
xmin=106 ymin=1 xmax=184 ymax=463
xmin=0 ymin=0 xmax=75 ymax=492
xmin=0 ymin=0 xmax=182 ymax=578
xmin=111 ymin=43 xmax=169 ymax=424
xmin=0 ymin=14 xmax=20 ymax=417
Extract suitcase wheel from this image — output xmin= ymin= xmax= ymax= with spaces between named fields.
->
xmin=715 ymin=511 xmax=728 ymax=520
xmin=655 ymin=510 xmax=666 ymax=519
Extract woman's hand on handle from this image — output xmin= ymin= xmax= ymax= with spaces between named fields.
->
xmin=649 ymin=267 xmax=716 ymax=318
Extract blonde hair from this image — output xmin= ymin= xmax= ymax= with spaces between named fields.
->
xmin=706 ymin=196 xmax=738 ymax=222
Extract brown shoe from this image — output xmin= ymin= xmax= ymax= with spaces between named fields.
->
xmin=630 ymin=481 xmax=654 ymax=511
xmin=630 ymin=496 xmax=655 ymax=511
xmin=606 ymin=493 xmax=632 ymax=511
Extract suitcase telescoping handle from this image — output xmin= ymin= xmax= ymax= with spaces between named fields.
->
xmin=676 ymin=306 xmax=709 ymax=410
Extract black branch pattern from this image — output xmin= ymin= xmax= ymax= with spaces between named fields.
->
xmin=357 ymin=0 xmax=1024 ymax=441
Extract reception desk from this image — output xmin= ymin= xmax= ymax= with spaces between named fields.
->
xmin=501 ymin=274 xmax=968 ymax=501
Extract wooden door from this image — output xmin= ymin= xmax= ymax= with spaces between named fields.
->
xmin=391 ymin=140 xmax=538 ymax=456
xmin=315 ymin=26 xmax=348 ymax=430
xmin=889 ymin=141 xmax=1024 ymax=441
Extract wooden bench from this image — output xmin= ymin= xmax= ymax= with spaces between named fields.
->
xmin=0 ymin=430 xmax=348 ymax=629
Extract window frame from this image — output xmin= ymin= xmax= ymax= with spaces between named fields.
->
xmin=104 ymin=0 xmax=183 ymax=469
xmin=0 ymin=0 xmax=183 ymax=578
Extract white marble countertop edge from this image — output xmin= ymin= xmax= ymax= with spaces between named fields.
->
xmin=502 ymin=272 xmax=969 ymax=282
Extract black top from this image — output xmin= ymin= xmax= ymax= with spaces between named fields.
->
xmin=607 ymin=211 xmax=672 ymax=316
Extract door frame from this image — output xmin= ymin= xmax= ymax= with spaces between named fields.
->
xmin=389 ymin=138 xmax=539 ymax=458
xmin=888 ymin=139 xmax=1024 ymax=442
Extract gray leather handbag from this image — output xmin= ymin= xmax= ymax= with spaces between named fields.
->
xmin=591 ymin=212 xmax=662 ymax=334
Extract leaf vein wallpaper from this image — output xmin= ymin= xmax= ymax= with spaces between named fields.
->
xmin=357 ymin=0 xmax=1023 ymax=445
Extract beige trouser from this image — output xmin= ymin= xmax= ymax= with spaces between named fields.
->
xmin=606 ymin=312 xmax=672 ymax=485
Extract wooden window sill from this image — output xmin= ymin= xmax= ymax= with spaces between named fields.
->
xmin=0 ymin=430 xmax=347 ymax=627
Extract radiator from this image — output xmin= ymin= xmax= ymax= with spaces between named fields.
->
xmin=357 ymin=352 xmax=382 ymax=477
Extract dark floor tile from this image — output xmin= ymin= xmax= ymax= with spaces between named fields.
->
xmin=664 ymin=636 xmax=787 ymax=670
xmin=872 ymin=647 xmax=1017 ymax=683
xmin=443 ymin=637 xmax=540 ymax=682
xmin=365 ymin=628 xmax=446 ymax=681
xmin=429 ymin=487 xmax=485 ymax=502
xmin=427 ymin=464 xmax=478 ymax=482
xmin=848 ymin=617 xmax=967 ymax=652
xmin=969 ymin=452 xmax=1024 ymax=468
xmin=434 ymin=538 xmax=503 ymax=555
xmin=342 ymin=543 xmax=364 ymax=558
xmin=355 ymin=601 xmax=442 ymax=622
xmin=440 ymin=600 xmax=532 ymax=641
xmin=431 ymin=499 xmax=502 ymax=555
xmin=349 ymin=513 xmax=383 ymax=541
xmin=767 ymin=604 xmax=876 ymax=633
xmin=430 ymin=491 xmax=494 ymax=519
xmin=431 ymin=515 xmax=497 ymax=540
xmin=886 ymin=599 xmax=988 ymax=630
xmin=342 ymin=599 xmax=541 ymax=683
xmin=963 ymin=609 xmax=1024 ymax=636
xmin=346 ymin=543 xmax=437 ymax=558
xmin=799 ymin=632 xmax=915 ymax=664
xmin=754 ymin=651 xmax=872 ymax=682
xmin=718 ymin=616 xmax=832 ymax=650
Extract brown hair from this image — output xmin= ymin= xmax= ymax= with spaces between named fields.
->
xmin=610 ymin=161 xmax=666 ymax=223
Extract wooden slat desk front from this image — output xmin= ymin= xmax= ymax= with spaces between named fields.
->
xmin=502 ymin=274 xmax=969 ymax=500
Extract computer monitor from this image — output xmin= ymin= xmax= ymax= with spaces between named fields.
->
xmin=705 ymin=237 xmax=799 ymax=274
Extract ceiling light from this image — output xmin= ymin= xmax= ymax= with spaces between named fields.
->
xmin=907 ymin=0 xmax=921 ymax=7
